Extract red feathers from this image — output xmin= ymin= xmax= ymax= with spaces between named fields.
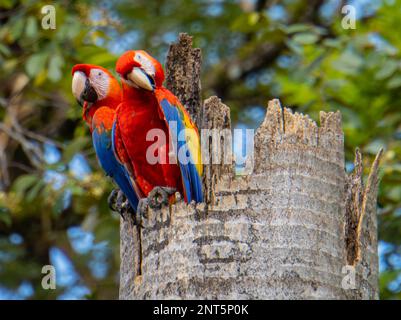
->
xmin=115 ymin=51 xmax=183 ymax=198
xmin=115 ymin=89 xmax=183 ymax=197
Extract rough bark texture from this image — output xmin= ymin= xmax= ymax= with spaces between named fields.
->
xmin=119 ymin=204 xmax=141 ymax=299
xmin=344 ymin=148 xmax=382 ymax=299
xmin=165 ymin=33 xmax=202 ymax=129
xmin=201 ymin=96 xmax=234 ymax=204
xmin=119 ymin=34 xmax=381 ymax=300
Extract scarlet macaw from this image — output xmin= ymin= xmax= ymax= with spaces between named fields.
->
xmin=71 ymin=64 xmax=139 ymax=215
xmin=114 ymin=50 xmax=203 ymax=218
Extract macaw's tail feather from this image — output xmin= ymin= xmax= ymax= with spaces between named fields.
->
xmin=188 ymin=161 xmax=203 ymax=203
xmin=158 ymin=96 xmax=204 ymax=204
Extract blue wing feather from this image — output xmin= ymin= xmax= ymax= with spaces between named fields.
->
xmin=92 ymin=123 xmax=139 ymax=211
xmin=159 ymin=99 xmax=203 ymax=203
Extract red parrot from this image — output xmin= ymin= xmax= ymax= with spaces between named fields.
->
xmin=114 ymin=50 xmax=203 ymax=219
xmin=71 ymin=64 xmax=139 ymax=215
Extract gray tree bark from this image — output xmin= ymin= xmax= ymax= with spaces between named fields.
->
xmin=119 ymin=34 xmax=382 ymax=300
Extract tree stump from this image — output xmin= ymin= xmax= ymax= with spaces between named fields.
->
xmin=119 ymin=34 xmax=382 ymax=300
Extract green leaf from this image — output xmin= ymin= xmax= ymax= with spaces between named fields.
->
xmin=85 ymin=52 xmax=116 ymax=66
xmin=0 ymin=43 xmax=11 ymax=57
xmin=332 ymin=51 xmax=363 ymax=75
xmin=387 ymin=186 xmax=401 ymax=202
xmin=387 ymin=75 xmax=401 ymax=89
xmin=283 ymin=23 xmax=311 ymax=34
xmin=323 ymin=38 xmax=342 ymax=48
xmin=292 ymin=32 xmax=319 ymax=45
xmin=11 ymin=174 xmax=38 ymax=196
xmin=69 ymin=185 xmax=85 ymax=196
xmin=375 ymin=60 xmax=398 ymax=80
xmin=25 ymin=53 xmax=48 ymax=77
xmin=1 ymin=0 xmax=15 ymax=9
xmin=0 ymin=208 xmax=12 ymax=227
xmin=286 ymin=39 xmax=303 ymax=55
xmin=231 ymin=13 xmax=262 ymax=33
xmin=10 ymin=18 xmax=24 ymax=41
xmin=47 ymin=54 xmax=64 ymax=82
xmin=248 ymin=12 xmax=259 ymax=26
xmin=26 ymin=180 xmax=45 ymax=203
xmin=25 ymin=16 xmax=38 ymax=39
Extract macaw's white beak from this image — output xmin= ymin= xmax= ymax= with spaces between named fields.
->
xmin=72 ymin=71 xmax=98 ymax=105
xmin=72 ymin=71 xmax=86 ymax=104
xmin=126 ymin=67 xmax=155 ymax=91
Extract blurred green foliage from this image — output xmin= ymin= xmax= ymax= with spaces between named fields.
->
xmin=0 ymin=0 xmax=400 ymax=299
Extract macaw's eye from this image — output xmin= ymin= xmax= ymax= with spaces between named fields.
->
xmin=92 ymin=69 xmax=105 ymax=79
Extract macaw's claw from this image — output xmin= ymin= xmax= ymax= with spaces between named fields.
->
xmin=107 ymin=189 xmax=120 ymax=212
xmin=134 ymin=187 xmax=175 ymax=227
xmin=116 ymin=190 xmax=127 ymax=210
xmin=108 ymin=189 xmax=134 ymax=221
xmin=136 ymin=198 xmax=149 ymax=227
xmin=120 ymin=198 xmax=135 ymax=222
xmin=148 ymin=186 xmax=176 ymax=210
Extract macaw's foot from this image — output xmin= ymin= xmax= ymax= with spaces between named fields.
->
xmin=135 ymin=187 xmax=176 ymax=227
xmin=107 ymin=189 xmax=120 ymax=212
xmin=120 ymin=197 xmax=136 ymax=221
xmin=108 ymin=189 xmax=132 ymax=220
xmin=135 ymin=198 xmax=149 ymax=227
xmin=116 ymin=189 xmax=127 ymax=210
xmin=148 ymin=186 xmax=176 ymax=210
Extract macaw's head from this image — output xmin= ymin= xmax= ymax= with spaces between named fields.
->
xmin=115 ymin=50 xmax=164 ymax=92
xmin=71 ymin=64 xmax=121 ymax=123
